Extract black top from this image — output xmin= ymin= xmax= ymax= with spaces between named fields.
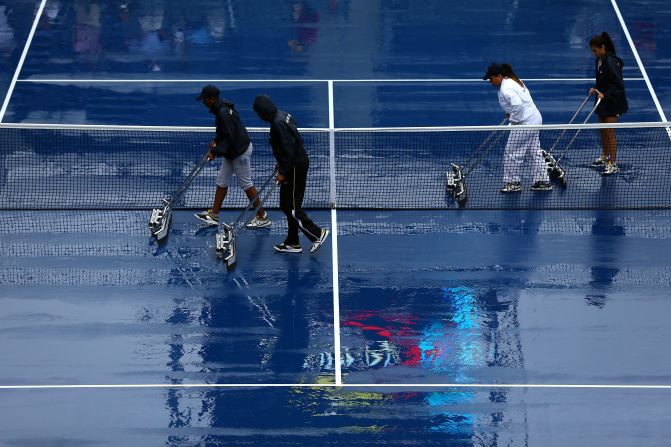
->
xmin=210 ymin=99 xmax=251 ymax=160
xmin=595 ymin=53 xmax=628 ymax=117
xmin=269 ymin=111 xmax=309 ymax=175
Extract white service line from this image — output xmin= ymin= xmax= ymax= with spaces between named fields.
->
xmin=327 ymin=80 xmax=342 ymax=386
xmin=0 ymin=0 xmax=47 ymax=123
xmin=15 ymin=77 xmax=646 ymax=84
xmin=611 ymin=0 xmax=668 ymax=122
xmin=1 ymin=383 xmax=671 ymax=390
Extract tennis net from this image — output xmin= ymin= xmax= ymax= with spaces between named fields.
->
xmin=0 ymin=122 xmax=670 ymax=210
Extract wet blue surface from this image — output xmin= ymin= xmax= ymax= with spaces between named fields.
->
xmin=0 ymin=210 xmax=335 ymax=385
xmin=0 ymin=1 xmax=37 ymax=106
xmin=618 ymin=0 xmax=671 ymax=118
xmin=2 ymin=0 xmax=671 ymax=445
xmin=2 ymin=387 xmax=671 ymax=446
xmin=337 ymin=210 xmax=671 ymax=385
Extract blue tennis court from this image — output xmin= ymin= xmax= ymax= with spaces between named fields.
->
xmin=1 ymin=1 xmax=671 ymax=445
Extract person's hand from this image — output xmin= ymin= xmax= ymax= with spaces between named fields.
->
xmin=589 ymin=88 xmax=604 ymax=100
xmin=276 ymin=173 xmax=286 ymax=184
xmin=208 ymin=140 xmax=217 ymax=150
xmin=207 ymin=151 xmax=215 ymax=161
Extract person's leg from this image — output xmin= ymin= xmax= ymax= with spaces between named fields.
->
xmin=212 ymin=158 xmax=233 ymax=215
xmin=233 ymin=144 xmax=267 ymax=219
xmin=527 ymin=129 xmax=551 ymax=184
xmin=599 ymin=115 xmax=618 ymax=163
xmin=289 ymin=164 xmax=322 ymax=242
xmin=279 ymin=178 xmax=300 ymax=246
xmin=502 ymin=130 xmax=524 ymax=190
xmin=196 ymin=158 xmax=231 ymax=224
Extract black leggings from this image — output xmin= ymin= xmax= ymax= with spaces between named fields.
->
xmin=279 ymin=163 xmax=322 ymax=245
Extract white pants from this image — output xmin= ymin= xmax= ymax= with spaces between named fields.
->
xmin=503 ymin=115 xmax=549 ymax=184
xmin=216 ymin=143 xmax=254 ymax=190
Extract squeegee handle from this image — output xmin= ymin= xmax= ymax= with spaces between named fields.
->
xmin=546 ymin=93 xmax=594 ymax=155
xmin=462 ymin=117 xmax=508 ymax=172
xmin=555 ymin=97 xmax=602 ymax=164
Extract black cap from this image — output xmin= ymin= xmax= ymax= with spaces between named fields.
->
xmin=196 ymin=85 xmax=220 ymax=101
xmin=482 ymin=63 xmax=504 ymax=80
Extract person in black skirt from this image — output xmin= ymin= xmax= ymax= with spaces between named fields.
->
xmin=589 ymin=32 xmax=628 ymax=175
xmin=253 ymin=94 xmax=330 ymax=254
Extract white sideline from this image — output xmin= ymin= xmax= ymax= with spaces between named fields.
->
xmin=15 ymin=77 xmax=646 ymax=84
xmin=327 ymin=80 xmax=342 ymax=386
xmin=0 ymin=0 xmax=47 ymax=123
xmin=1 ymin=383 xmax=671 ymax=390
xmin=610 ymin=0 xmax=668 ymax=122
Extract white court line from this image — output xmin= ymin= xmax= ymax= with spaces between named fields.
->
xmin=1 ymin=383 xmax=671 ymax=390
xmin=0 ymin=0 xmax=47 ymax=123
xmin=327 ymin=80 xmax=342 ymax=386
xmin=15 ymin=77 xmax=646 ymax=84
xmin=611 ymin=0 xmax=668 ymax=122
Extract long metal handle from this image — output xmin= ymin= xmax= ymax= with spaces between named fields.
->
xmin=546 ymin=94 xmax=593 ymax=155
xmin=555 ymin=97 xmax=602 ymax=164
xmin=167 ymin=151 xmax=211 ymax=208
xmin=462 ymin=117 xmax=508 ymax=173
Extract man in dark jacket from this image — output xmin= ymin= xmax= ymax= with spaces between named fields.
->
xmin=253 ymin=94 xmax=329 ymax=254
xmin=194 ymin=85 xmax=270 ymax=228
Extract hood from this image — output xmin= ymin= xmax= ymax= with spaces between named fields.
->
xmin=253 ymin=94 xmax=278 ymax=121
xmin=209 ymin=98 xmax=236 ymax=114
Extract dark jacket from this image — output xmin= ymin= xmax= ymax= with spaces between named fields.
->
xmin=210 ymin=99 xmax=251 ymax=160
xmin=253 ymin=95 xmax=308 ymax=175
xmin=595 ymin=53 xmax=628 ymax=117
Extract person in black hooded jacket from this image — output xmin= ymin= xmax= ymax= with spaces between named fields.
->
xmin=193 ymin=85 xmax=270 ymax=228
xmin=253 ymin=94 xmax=329 ymax=254
xmin=588 ymin=32 xmax=628 ymax=176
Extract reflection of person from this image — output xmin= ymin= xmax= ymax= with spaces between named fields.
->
xmin=0 ymin=6 xmax=16 ymax=60
xmin=586 ymin=212 xmax=625 ymax=308
xmin=194 ymin=85 xmax=270 ymax=229
xmin=483 ymin=63 xmax=552 ymax=193
xmin=73 ymin=0 xmax=102 ymax=67
xmin=589 ymin=32 xmax=628 ymax=176
xmin=253 ymin=94 xmax=329 ymax=254
xmin=288 ymin=2 xmax=320 ymax=53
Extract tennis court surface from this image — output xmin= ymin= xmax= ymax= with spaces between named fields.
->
xmin=1 ymin=1 xmax=671 ymax=445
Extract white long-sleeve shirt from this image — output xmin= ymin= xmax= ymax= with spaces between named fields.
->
xmin=498 ymin=78 xmax=542 ymax=125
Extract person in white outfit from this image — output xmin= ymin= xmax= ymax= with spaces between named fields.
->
xmin=483 ymin=63 xmax=552 ymax=193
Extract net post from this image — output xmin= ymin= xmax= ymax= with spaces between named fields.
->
xmin=328 ymin=81 xmax=337 ymax=208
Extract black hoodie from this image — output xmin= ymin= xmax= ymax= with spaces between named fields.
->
xmin=210 ymin=99 xmax=251 ymax=160
xmin=253 ymin=95 xmax=309 ymax=175
xmin=595 ymin=53 xmax=628 ymax=117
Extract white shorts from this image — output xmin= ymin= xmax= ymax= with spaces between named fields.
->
xmin=216 ymin=143 xmax=254 ymax=190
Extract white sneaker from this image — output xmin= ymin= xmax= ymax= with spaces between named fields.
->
xmin=603 ymin=163 xmax=619 ymax=175
xmin=591 ymin=155 xmax=608 ymax=167
xmin=194 ymin=209 xmax=219 ymax=226
xmin=500 ymin=182 xmax=522 ymax=193
xmin=310 ymin=229 xmax=330 ymax=254
xmin=246 ymin=214 xmax=271 ymax=229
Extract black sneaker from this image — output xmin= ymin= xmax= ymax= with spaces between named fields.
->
xmin=274 ymin=243 xmax=302 ymax=253
xmin=194 ymin=209 xmax=219 ymax=226
xmin=531 ymin=181 xmax=553 ymax=191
